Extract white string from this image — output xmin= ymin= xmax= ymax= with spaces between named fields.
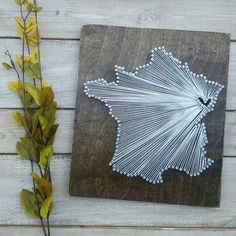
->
xmin=84 ymin=46 xmax=224 ymax=184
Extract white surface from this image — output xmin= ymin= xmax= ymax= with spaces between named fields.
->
xmin=0 ymin=0 xmax=236 ymax=39
xmin=0 ymin=156 xmax=236 ymax=227
xmin=0 ymin=227 xmax=236 ymax=236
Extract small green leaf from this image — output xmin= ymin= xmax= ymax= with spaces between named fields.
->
xmin=39 ymin=145 xmax=53 ymax=168
xmin=22 ymin=0 xmax=29 ymax=6
xmin=31 ymin=109 xmax=43 ymax=135
xmin=35 ymin=6 xmax=43 ymax=12
xmin=24 ymin=83 xmax=41 ymax=106
xmin=10 ymin=59 xmax=16 ymax=68
xmin=38 ymin=178 xmax=52 ymax=198
xmin=22 ymin=137 xmax=36 ymax=157
xmin=17 ymin=90 xmax=32 ymax=107
xmin=31 ymin=111 xmax=39 ymax=135
xmin=15 ymin=0 xmax=23 ymax=5
xmin=16 ymin=141 xmax=29 ymax=159
xmin=40 ymin=196 xmax=52 ymax=218
xmin=42 ymin=120 xmax=54 ymax=139
xmin=47 ymin=124 xmax=59 ymax=145
xmin=8 ymin=80 xmax=23 ymax=91
xmin=25 ymin=61 xmax=40 ymax=79
xmin=39 ymin=115 xmax=48 ymax=130
xmin=33 ymin=6 xmax=43 ymax=12
xmin=16 ymin=137 xmax=36 ymax=160
xmin=2 ymin=62 xmax=12 ymax=70
xmin=12 ymin=111 xmax=24 ymax=126
xmin=43 ymin=102 xmax=57 ymax=121
xmin=41 ymin=87 xmax=54 ymax=107
xmin=20 ymin=189 xmax=39 ymax=218
xmin=34 ymin=128 xmax=44 ymax=144
xmin=24 ymin=0 xmax=42 ymax=12
xmin=31 ymin=172 xmax=41 ymax=184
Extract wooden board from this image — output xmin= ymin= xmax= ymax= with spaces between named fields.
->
xmin=1 ymin=0 xmax=236 ymax=235
xmin=1 ymin=39 xmax=236 ymax=110
xmin=70 ymin=25 xmax=230 ymax=207
xmin=0 ymin=110 xmax=235 ymax=155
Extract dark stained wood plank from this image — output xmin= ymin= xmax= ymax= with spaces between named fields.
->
xmin=70 ymin=25 xmax=230 ymax=207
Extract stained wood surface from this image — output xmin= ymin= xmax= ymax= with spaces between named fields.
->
xmin=1 ymin=0 xmax=236 ymax=235
xmin=1 ymin=39 xmax=236 ymax=110
xmin=0 ymin=110 xmax=236 ymax=156
xmin=0 ymin=109 xmax=235 ymax=156
xmin=1 ymin=156 xmax=236 ymax=227
xmin=70 ymin=25 xmax=230 ymax=207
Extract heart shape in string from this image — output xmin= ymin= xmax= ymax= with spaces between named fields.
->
xmin=198 ymin=98 xmax=212 ymax=106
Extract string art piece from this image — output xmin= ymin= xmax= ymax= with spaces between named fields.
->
xmin=83 ymin=46 xmax=224 ymax=184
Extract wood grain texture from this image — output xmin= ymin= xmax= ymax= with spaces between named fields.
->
xmin=1 ymin=39 xmax=236 ymax=110
xmin=1 ymin=156 xmax=236 ymax=226
xmin=0 ymin=110 xmax=236 ymax=155
xmin=1 ymin=0 xmax=236 ymax=39
xmin=70 ymin=25 xmax=230 ymax=207
xmin=227 ymin=43 xmax=236 ymax=110
xmin=0 ymin=0 xmax=236 ymax=233
xmin=1 ymin=226 xmax=236 ymax=236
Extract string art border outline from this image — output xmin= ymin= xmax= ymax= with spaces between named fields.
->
xmin=84 ymin=46 xmax=224 ymax=184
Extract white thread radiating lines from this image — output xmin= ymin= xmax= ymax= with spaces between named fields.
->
xmin=84 ymin=46 xmax=224 ymax=184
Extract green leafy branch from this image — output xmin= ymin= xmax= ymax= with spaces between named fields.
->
xmin=2 ymin=1 xmax=57 ymax=236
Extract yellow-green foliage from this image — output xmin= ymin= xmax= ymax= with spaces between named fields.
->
xmin=2 ymin=1 xmax=56 ymax=235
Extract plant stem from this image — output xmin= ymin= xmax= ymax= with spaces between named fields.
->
xmin=25 ymin=34 xmax=31 ymax=54
xmin=25 ymin=7 xmax=33 ymax=19
xmin=48 ymin=166 xmax=52 ymax=182
xmin=22 ymin=6 xmax=36 ymax=87
xmin=12 ymin=65 xmax=21 ymax=80
xmin=20 ymin=4 xmax=48 ymax=235
xmin=20 ymin=4 xmax=27 ymax=113
xmin=47 ymin=215 xmax=50 ymax=236
xmin=17 ymin=3 xmax=52 ymax=236
xmin=5 ymin=51 xmax=21 ymax=80
xmin=33 ymin=0 xmax=43 ymax=87
xmin=33 ymin=6 xmax=52 ymax=234
xmin=38 ymin=163 xmax=44 ymax=177
xmin=24 ymin=32 xmax=37 ymax=87
xmin=31 ymin=161 xmax=48 ymax=236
